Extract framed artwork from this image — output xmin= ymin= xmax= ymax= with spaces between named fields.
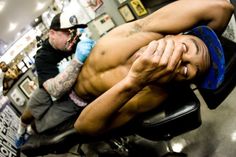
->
xmin=92 ymin=13 xmax=116 ymax=36
xmin=19 ymin=77 xmax=34 ymax=98
xmin=86 ymin=0 xmax=103 ymax=11
xmin=63 ymin=0 xmax=92 ymax=23
xmin=79 ymin=0 xmax=104 ymax=19
xmin=117 ymin=0 xmax=127 ymax=4
xmin=118 ymin=5 xmax=136 ymax=22
xmin=10 ymin=88 xmax=25 ymax=106
xmin=130 ymin=0 xmax=148 ymax=17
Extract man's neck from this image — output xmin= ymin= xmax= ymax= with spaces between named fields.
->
xmin=48 ymin=38 xmax=57 ymax=50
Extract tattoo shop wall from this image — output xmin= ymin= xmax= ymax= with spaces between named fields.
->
xmin=6 ymin=69 xmax=37 ymax=114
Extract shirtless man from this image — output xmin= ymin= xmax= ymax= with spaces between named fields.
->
xmin=72 ymin=0 xmax=234 ymax=135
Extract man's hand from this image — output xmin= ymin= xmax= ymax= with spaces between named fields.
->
xmin=128 ymin=38 xmax=185 ymax=85
xmin=74 ymin=38 xmax=95 ymax=63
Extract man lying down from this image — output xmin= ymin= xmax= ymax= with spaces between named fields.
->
xmin=72 ymin=0 xmax=234 ymax=135
xmin=19 ymin=0 xmax=234 ymax=140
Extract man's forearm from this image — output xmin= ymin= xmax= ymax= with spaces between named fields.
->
xmin=43 ymin=59 xmax=82 ymax=98
xmin=141 ymin=0 xmax=234 ymax=35
xmin=74 ymin=76 xmax=143 ymax=135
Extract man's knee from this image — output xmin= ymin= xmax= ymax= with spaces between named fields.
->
xmin=21 ymin=107 xmax=34 ymax=124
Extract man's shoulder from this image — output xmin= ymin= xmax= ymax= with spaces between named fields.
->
xmin=36 ymin=42 xmax=57 ymax=61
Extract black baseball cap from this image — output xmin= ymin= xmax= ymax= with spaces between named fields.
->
xmin=50 ymin=11 xmax=87 ymax=30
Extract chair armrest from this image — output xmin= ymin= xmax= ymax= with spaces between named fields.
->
xmin=138 ymin=86 xmax=201 ymax=140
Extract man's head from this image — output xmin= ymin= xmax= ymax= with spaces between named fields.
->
xmin=49 ymin=11 xmax=87 ymax=52
xmin=169 ymin=26 xmax=224 ymax=90
xmin=0 ymin=61 xmax=8 ymax=72
xmin=186 ymin=26 xmax=225 ymax=89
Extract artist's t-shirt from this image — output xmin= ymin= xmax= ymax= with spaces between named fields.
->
xmin=35 ymin=39 xmax=74 ymax=88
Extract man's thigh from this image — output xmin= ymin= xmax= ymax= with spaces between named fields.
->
xmin=34 ymin=97 xmax=83 ymax=133
xmin=28 ymin=88 xmax=52 ymax=120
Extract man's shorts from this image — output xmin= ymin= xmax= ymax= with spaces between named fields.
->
xmin=28 ymin=88 xmax=53 ymax=120
xmin=28 ymin=88 xmax=84 ymax=133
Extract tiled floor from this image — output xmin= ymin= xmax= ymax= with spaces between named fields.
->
xmin=170 ymin=87 xmax=236 ymax=157
xmin=20 ymin=86 xmax=236 ymax=157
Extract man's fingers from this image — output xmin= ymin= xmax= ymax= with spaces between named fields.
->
xmin=167 ymin=42 xmax=185 ymax=69
xmin=143 ymin=40 xmax=158 ymax=57
xmin=159 ymin=39 xmax=174 ymax=66
xmin=155 ymin=39 xmax=166 ymax=56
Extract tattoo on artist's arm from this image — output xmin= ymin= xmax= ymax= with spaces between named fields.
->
xmin=43 ymin=59 xmax=82 ymax=98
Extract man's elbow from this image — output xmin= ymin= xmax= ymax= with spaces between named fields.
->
xmin=221 ymin=1 xmax=234 ymax=29
xmin=209 ymin=0 xmax=234 ymax=34
xmin=218 ymin=0 xmax=234 ymax=17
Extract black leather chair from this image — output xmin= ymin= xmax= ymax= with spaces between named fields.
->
xmin=21 ymin=85 xmax=201 ymax=157
xmin=20 ymin=36 xmax=236 ymax=157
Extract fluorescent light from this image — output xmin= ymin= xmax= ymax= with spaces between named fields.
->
xmin=8 ymin=22 xmax=17 ymax=31
xmin=0 ymin=1 xmax=6 ymax=12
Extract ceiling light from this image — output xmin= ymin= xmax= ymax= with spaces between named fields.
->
xmin=8 ymin=22 xmax=17 ymax=32
xmin=231 ymin=131 xmax=236 ymax=142
xmin=36 ymin=2 xmax=45 ymax=11
xmin=0 ymin=1 xmax=6 ymax=12
xmin=16 ymin=32 xmax=21 ymax=37
xmin=35 ymin=18 xmax=39 ymax=22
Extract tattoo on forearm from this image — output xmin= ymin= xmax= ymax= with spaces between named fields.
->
xmin=44 ymin=59 xmax=82 ymax=98
xmin=127 ymin=22 xmax=142 ymax=37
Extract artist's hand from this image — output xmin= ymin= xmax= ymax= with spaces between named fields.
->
xmin=74 ymin=38 xmax=96 ymax=63
xmin=128 ymin=38 xmax=185 ymax=85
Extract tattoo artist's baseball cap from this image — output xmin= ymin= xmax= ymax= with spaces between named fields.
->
xmin=185 ymin=25 xmax=225 ymax=90
xmin=50 ymin=11 xmax=87 ymax=30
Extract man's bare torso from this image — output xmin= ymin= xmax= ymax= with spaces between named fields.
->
xmin=74 ymin=20 xmax=169 ymax=110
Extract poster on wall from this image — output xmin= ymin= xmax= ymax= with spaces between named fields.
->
xmin=0 ymin=103 xmax=20 ymax=157
xmin=118 ymin=4 xmax=136 ymax=22
xmin=92 ymin=13 xmax=116 ymax=36
xmin=85 ymin=0 xmax=103 ymax=11
xmin=19 ymin=77 xmax=35 ymax=99
xmin=78 ymin=0 xmax=104 ymax=19
xmin=10 ymin=88 xmax=25 ymax=106
xmin=63 ymin=0 xmax=92 ymax=24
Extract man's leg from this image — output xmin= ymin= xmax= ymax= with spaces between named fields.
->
xmin=17 ymin=107 xmax=35 ymax=135
xmin=33 ymin=96 xmax=83 ymax=133
xmin=15 ymin=88 xmax=53 ymax=148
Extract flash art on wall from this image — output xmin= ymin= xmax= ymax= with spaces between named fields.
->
xmin=92 ymin=13 xmax=116 ymax=36
xmin=130 ymin=0 xmax=148 ymax=17
xmin=118 ymin=4 xmax=136 ymax=22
